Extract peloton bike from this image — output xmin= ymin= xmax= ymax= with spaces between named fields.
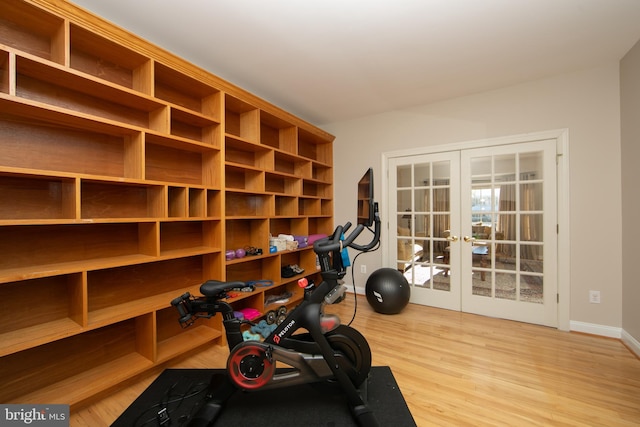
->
xmin=171 ymin=170 xmax=381 ymax=427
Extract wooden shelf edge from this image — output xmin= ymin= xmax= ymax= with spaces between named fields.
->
xmin=87 ymin=285 xmax=203 ymax=328
xmin=156 ymin=325 xmax=221 ymax=364
xmin=11 ymin=352 xmax=154 ymax=408
xmin=0 ymin=248 xmax=221 ymax=285
xmin=0 ymin=318 xmax=83 ymax=358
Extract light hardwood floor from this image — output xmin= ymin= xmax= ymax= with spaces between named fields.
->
xmin=72 ymin=295 xmax=640 ymax=426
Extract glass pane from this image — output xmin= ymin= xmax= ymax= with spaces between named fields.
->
xmin=520 ymin=183 xmax=543 ymax=211
xmin=497 ymin=184 xmax=516 ymax=212
xmin=471 ymin=156 xmax=491 ymax=183
xmin=521 ymin=214 xmax=543 ymax=242
xmin=495 ymin=272 xmax=516 ymax=300
xmin=414 ymin=163 xmax=430 ymax=186
xmin=432 ymin=213 xmax=450 ymax=243
xmin=497 ymin=214 xmax=516 ymax=241
xmin=405 ymin=262 xmax=433 ymax=288
xmin=472 ymin=270 xmax=490 ymax=296
xmin=471 ymin=187 xmax=492 ymax=224
xmin=433 ymin=188 xmax=450 ymax=212
xmin=397 ymin=189 xmax=411 ymax=212
xmin=520 ymin=151 xmax=543 ymax=180
xmin=495 ymin=154 xmax=516 ymax=180
xmin=521 ymin=245 xmax=543 ymax=270
xmin=414 ymin=189 xmax=429 ymax=212
xmin=433 ymin=161 xmax=450 ymax=184
xmin=398 ymin=215 xmax=412 ymax=234
xmin=414 ymin=214 xmax=430 ymax=239
xmin=397 ymin=165 xmax=411 ymax=187
xmin=433 ymin=264 xmax=450 ymax=292
xmin=520 ymin=274 xmax=543 ymax=304
xmin=495 ymin=243 xmax=516 ymax=271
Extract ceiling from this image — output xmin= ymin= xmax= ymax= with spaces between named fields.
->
xmin=69 ymin=0 xmax=640 ymax=126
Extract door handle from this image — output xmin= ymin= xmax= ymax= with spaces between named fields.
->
xmin=446 ymin=235 xmax=459 ymax=242
xmin=463 ymin=236 xmax=475 ymax=243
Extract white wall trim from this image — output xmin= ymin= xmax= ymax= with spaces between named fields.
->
xmin=570 ymin=320 xmax=622 ymax=339
xmin=622 ymin=329 xmax=640 ymax=358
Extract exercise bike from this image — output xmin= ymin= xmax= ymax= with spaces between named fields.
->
xmin=171 ymin=209 xmax=381 ymax=427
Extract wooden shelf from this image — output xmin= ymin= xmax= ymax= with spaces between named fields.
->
xmin=0 ymin=0 xmax=334 ymax=410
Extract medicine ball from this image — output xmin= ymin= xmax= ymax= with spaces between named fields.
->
xmin=365 ymin=268 xmax=411 ymax=314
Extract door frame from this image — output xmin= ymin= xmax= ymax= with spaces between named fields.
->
xmin=381 ymin=129 xmax=570 ymax=331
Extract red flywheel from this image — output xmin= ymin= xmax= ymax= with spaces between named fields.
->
xmin=227 ymin=342 xmax=275 ymax=390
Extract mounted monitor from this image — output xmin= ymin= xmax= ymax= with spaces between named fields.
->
xmin=357 ymin=168 xmax=375 ymax=227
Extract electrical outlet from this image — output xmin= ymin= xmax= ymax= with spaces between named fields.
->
xmin=589 ymin=290 xmax=601 ymax=304
xmin=361 ymin=265 xmax=367 ymax=274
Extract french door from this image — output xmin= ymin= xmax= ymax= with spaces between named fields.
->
xmin=387 ymin=139 xmax=558 ymax=327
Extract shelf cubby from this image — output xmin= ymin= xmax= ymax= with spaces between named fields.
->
xmin=160 ymin=220 xmax=219 ymax=256
xmin=225 ymin=95 xmax=259 ymax=142
xmin=321 ymin=199 xmax=334 ymax=216
xmin=260 ymin=110 xmax=297 ymax=153
xmin=303 ymin=179 xmax=333 ymax=198
xmin=308 ymin=217 xmax=333 ymax=236
xmin=225 ymin=218 xmax=269 ymax=251
xmin=265 ymin=171 xmax=302 ymax=195
xmin=275 ymin=196 xmax=299 ymax=217
xmin=154 ymin=62 xmax=221 ymax=118
xmin=0 ymin=318 xmax=154 ymax=406
xmin=168 ymin=186 xmax=188 ymax=217
xmin=156 ymin=305 xmax=221 ymax=363
xmin=0 ymin=105 xmax=142 ymax=180
xmin=189 ymin=188 xmax=206 ymax=217
xmin=263 ymin=280 xmax=305 ymax=312
xmin=0 ymin=273 xmax=84 ymax=357
xmin=298 ymin=128 xmax=333 ymax=164
xmin=87 ymin=256 xmax=208 ymax=326
xmin=0 ymin=172 xmax=76 ymax=221
xmin=226 ymin=255 xmax=280 ymax=285
xmin=145 ymin=140 xmax=216 ymax=186
xmin=1 ymin=49 xmax=10 ymax=95
xmin=15 ymin=54 xmax=166 ymax=129
xmin=0 ymin=222 xmax=158 ymax=282
xmin=312 ymin=162 xmax=333 ymax=182
xmin=207 ymin=190 xmax=222 ymax=218
xmin=269 ymin=217 xmax=308 ymax=237
xmin=70 ymin=24 xmax=152 ymax=94
xmin=226 ymin=135 xmax=273 ymax=169
xmin=225 ymin=191 xmax=273 ymax=217
xmin=299 ymin=197 xmax=321 ymax=216
xmin=225 ymin=164 xmax=265 ymax=192
xmin=81 ymin=180 xmax=165 ymax=219
xmin=274 ymin=151 xmax=311 ymax=177
xmin=170 ymin=106 xmax=220 ymax=144
xmin=0 ymin=0 xmax=65 ymax=64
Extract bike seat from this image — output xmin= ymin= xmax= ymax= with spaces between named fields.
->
xmin=200 ymin=280 xmax=246 ymax=298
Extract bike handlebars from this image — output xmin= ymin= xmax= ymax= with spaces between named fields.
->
xmin=313 ymin=203 xmax=380 ymax=255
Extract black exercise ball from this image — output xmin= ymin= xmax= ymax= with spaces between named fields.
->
xmin=365 ymin=268 xmax=411 ymax=314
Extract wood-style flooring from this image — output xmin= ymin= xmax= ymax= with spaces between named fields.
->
xmin=72 ymin=295 xmax=640 ymax=426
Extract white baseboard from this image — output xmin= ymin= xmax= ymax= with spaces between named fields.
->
xmin=569 ymin=321 xmax=622 ymax=339
xmin=622 ymin=329 xmax=640 ymax=358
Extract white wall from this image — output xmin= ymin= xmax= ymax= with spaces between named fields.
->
xmin=324 ymin=63 xmax=623 ymax=329
xmin=620 ymin=39 xmax=640 ymax=352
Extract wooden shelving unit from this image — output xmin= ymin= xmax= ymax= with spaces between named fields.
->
xmin=0 ymin=0 xmax=333 ymax=409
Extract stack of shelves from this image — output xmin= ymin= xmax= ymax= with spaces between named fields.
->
xmin=0 ymin=0 xmax=333 ymax=409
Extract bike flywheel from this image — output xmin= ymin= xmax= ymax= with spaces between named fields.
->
xmin=227 ymin=342 xmax=275 ymax=390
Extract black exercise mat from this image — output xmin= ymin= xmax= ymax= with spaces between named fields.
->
xmin=112 ymin=366 xmax=416 ymax=427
